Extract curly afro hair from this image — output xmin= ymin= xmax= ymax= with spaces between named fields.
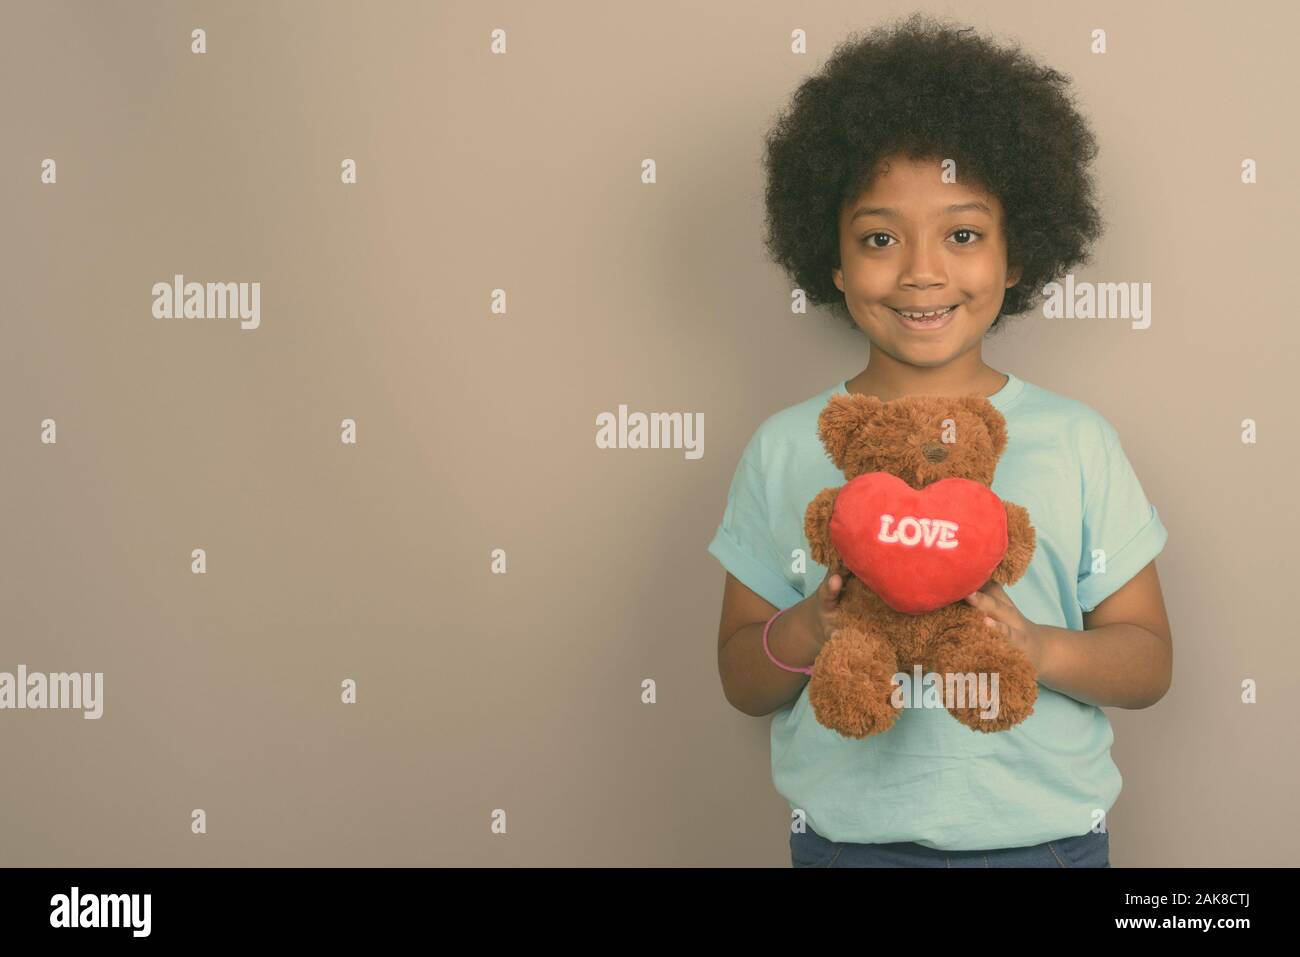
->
xmin=761 ymin=12 xmax=1104 ymax=334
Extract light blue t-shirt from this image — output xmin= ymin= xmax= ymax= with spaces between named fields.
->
xmin=707 ymin=371 xmax=1169 ymax=851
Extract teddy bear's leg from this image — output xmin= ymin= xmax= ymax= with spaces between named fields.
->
xmin=925 ymin=620 xmax=1038 ymax=733
xmin=807 ymin=626 xmax=903 ymax=739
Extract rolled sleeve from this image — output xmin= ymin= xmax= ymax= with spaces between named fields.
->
xmin=707 ymin=454 xmax=804 ymax=610
xmin=1076 ymin=421 xmax=1169 ymax=613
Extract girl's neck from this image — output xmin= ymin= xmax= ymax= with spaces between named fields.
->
xmin=845 ymin=353 xmax=1008 ymax=403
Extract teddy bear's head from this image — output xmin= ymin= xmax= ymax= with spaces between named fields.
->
xmin=816 ymin=392 xmax=1007 ymax=489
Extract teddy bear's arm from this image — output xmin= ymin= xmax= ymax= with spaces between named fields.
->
xmin=803 ymin=487 xmax=842 ymax=570
xmin=989 ymin=500 xmax=1036 ymax=586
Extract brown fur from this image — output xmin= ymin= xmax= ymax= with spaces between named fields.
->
xmin=803 ymin=391 xmax=1038 ymax=739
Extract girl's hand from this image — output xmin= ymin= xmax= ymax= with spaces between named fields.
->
xmin=964 ymin=581 xmax=1051 ymax=674
xmin=800 ymin=561 xmax=852 ymax=648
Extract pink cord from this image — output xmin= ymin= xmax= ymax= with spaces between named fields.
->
xmin=762 ymin=607 xmax=814 ymax=676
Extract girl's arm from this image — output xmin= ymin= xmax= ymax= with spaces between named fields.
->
xmin=1037 ymin=560 xmax=1173 ymax=709
xmin=717 ymin=573 xmax=824 ymax=716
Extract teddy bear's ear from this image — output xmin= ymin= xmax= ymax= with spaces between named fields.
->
xmin=818 ymin=393 xmax=883 ymax=470
xmin=957 ymin=395 xmax=1007 ymax=458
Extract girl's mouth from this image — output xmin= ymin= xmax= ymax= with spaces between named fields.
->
xmin=889 ymin=304 xmax=958 ymax=331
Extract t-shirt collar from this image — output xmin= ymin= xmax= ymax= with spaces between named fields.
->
xmin=836 ymin=372 xmax=1024 ymax=411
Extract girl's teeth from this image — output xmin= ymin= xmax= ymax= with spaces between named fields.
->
xmin=896 ymin=306 xmax=953 ymax=318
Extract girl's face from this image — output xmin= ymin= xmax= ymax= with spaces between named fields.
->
xmin=832 ymin=154 xmax=1022 ymax=367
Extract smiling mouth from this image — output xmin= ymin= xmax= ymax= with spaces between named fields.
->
xmin=889 ymin=305 xmax=957 ymax=319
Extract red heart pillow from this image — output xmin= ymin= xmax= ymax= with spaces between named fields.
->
xmin=829 ymin=473 xmax=1008 ymax=614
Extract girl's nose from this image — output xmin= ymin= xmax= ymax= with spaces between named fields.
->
xmin=899 ymin=243 xmax=947 ymax=287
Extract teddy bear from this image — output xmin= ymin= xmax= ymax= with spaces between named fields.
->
xmin=802 ymin=390 xmax=1038 ymax=739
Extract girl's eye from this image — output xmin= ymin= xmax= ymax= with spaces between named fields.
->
xmin=859 ymin=229 xmax=983 ymax=248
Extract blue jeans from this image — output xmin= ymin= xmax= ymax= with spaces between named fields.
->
xmin=791 ymin=822 xmax=1111 ymax=867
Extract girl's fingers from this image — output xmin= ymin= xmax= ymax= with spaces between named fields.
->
xmin=822 ymin=563 xmax=850 ymax=604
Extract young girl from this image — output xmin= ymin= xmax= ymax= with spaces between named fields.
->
xmin=709 ymin=14 xmax=1172 ymax=868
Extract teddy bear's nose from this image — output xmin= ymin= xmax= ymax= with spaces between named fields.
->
xmin=920 ymin=441 xmax=948 ymax=463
